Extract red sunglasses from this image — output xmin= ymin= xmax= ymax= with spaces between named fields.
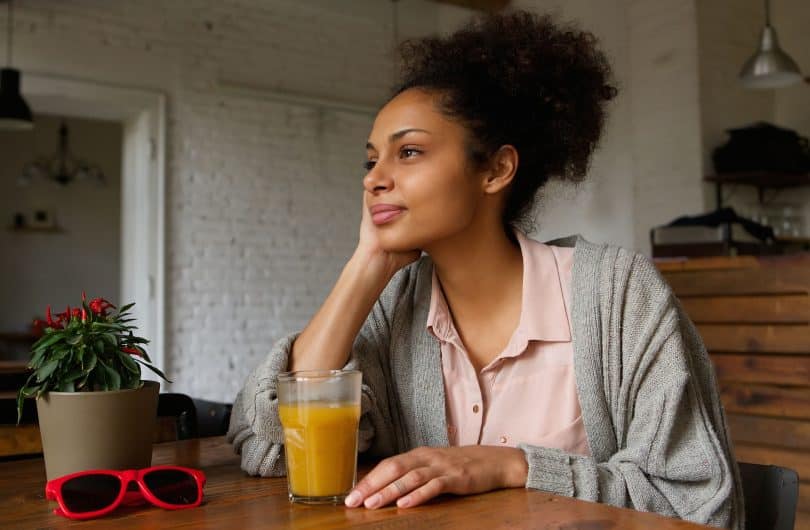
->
xmin=45 ymin=465 xmax=206 ymax=520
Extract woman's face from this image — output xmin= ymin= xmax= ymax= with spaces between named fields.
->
xmin=363 ymin=88 xmax=488 ymax=253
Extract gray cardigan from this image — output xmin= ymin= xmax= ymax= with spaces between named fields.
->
xmin=227 ymin=236 xmax=744 ymax=529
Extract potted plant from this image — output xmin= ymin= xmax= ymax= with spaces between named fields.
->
xmin=17 ymin=293 xmax=170 ymax=480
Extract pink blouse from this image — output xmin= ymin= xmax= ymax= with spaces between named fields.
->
xmin=426 ymin=232 xmax=590 ymax=455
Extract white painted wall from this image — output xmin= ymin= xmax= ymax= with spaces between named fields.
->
xmin=0 ymin=115 xmax=122 ymax=333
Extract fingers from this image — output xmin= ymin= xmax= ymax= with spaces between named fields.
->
xmin=397 ymin=477 xmax=447 ymax=508
xmin=345 ymin=455 xmax=412 ymax=508
xmin=363 ymin=468 xmax=430 ymax=509
xmin=345 ymin=451 xmax=434 ymax=509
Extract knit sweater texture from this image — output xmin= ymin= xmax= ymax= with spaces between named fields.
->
xmin=227 ymin=236 xmax=744 ymax=528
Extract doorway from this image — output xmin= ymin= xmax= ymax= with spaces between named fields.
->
xmin=2 ymin=73 xmax=167 ymax=385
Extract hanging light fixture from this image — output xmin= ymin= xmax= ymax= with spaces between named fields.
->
xmin=0 ymin=0 xmax=33 ymax=129
xmin=739 ymin=0 xmax=803 ymax=89
xmin=19 ymin=120 xmax=105 ymax=186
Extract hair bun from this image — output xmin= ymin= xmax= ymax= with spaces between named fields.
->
xmin=394 ymin=10 xmax=617 ymax=231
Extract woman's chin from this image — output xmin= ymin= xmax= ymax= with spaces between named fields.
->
xmin=377 ymin=231 xmax=424 ymax=255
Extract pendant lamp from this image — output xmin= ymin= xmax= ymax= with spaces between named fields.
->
xmin=0 ymin=0 xmax=33 ymax=130
xmin=739 ymin=0 xmax=803 ymax=89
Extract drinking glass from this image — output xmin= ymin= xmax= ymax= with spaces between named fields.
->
xmin=276 ymin=369 xmax=362 ymax=504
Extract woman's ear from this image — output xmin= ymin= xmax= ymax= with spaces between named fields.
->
xmin=482 ymin=145 xmax=518 ymax=195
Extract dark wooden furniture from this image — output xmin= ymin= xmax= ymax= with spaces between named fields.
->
xmin=156 ymin=393 xmax=198 ymax=442
xmin=657 ymin=253 xmax=810 ymax=529
xmin=0 ymin=436 xmax=714 ymax=529
xmin=193 ymin=398 xmax=232 ymax=438
xmin=739 ymin=462 xmax=799 ymax=530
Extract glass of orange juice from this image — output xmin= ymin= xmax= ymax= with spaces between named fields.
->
xmin=276 ymin=369 xmax=362 ymax=504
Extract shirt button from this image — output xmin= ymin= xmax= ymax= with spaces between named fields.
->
xmin=499 ymin=436 xmax=508 ymax=444
xmin=472 ymin=404 xmax=480 ymax=413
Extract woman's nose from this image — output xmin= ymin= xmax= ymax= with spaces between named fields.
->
xmin=363 ymin=162 xmax=393 ymax=194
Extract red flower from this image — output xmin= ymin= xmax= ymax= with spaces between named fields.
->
xmin=121 ymin=346 xmax=142 ymax=357
xmin=89 ymin=298 xmax=113 ymax=316
xmin=71 ymin=308 xmax=81 ymax=319
xmin=45 ymin=305 xmax=64 ymax=330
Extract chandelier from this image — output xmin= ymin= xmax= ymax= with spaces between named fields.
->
xmin=19 ymin=120 xmax=105 ymax=186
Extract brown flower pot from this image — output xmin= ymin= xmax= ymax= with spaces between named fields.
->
xmin=36 ymin=381 xmax=160 ymax=480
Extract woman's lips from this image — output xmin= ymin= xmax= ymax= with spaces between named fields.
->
xmin=370 ymin=205 xmax=406 ymax=226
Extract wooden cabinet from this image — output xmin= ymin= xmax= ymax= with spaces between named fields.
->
xmin=657 ymin=254 xmax=810 ymax=526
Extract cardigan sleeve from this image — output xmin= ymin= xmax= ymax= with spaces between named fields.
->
xmin=518 ymin=252 xmax=743 ymax=530
xmin=226 ymin=265 xmax=416 ymax=477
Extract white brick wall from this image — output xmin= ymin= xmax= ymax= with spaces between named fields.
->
xmin=3 ymin=0 xmax=455 ymax=401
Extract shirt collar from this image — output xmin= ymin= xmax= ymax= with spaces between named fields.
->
xmin=426 ymin=268 xmax=453 ymax=340
xmin=514 ymin=230 xmax=571 ymax=343
xmin=425 ymin=231 xmax=571 ymax=343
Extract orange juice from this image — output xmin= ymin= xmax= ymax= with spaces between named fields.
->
xmin=278 ymin=401 xmax=360 ymax=498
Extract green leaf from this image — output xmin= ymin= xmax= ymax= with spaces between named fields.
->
xmin=53 ymin=348 xmax=71 ymax=361
xmin=33 ymin=333 xmax=63 ymax=352
xmin=36 ymin=359 xmax=59 ymax=383
xmin=28 ymin=346 xmax=48 ymax=369
xmin=16 ymin=372 xmax=40 ymax=424
xmin=118 ymin=351 xmax=140 ymax=374
xmin=57 ymin=380 xmax=75 ymax=392
xmin=133 ymin=357 xmax=172 ymax=383
xmin=93 ymin=365 xmax=108 ymax=391
xmin=62 ymin=368 xmax=84 ymax=382
xmin=99 ymin=360 xmax=121 ymax=390
xmin=84 ymin=352 xmax=97 ymax=374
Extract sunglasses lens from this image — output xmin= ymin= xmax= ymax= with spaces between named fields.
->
xmin=143 ymin=469 xmax=199 ymax=505
xmin=61 ymin=474 xmax=122 ymax=513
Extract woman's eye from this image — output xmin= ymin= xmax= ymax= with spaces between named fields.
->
xmin=363 ymin=160 xmax=377 ymax=171
xmin=400 ymin=148 xmax=422 ymax=159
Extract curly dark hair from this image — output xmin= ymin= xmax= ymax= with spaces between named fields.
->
xmin=393 ymin=10 xmax=617 ymax=231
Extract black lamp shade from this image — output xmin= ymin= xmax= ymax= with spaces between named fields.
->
xmin=0 ymin=68 xmax=34 ymax=130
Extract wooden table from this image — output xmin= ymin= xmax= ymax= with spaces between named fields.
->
xmin=0 ymin=436 xmax=711 ymax=529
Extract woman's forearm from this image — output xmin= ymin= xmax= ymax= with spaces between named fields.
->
xmin=288 ymin=251 xmax=394 ymax=371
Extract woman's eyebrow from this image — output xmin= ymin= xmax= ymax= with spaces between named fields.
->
xmin=366 ymin=128 xmax=432 ymax=150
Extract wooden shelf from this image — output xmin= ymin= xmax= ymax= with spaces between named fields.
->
xmin=705 ymin=171 xmax=810 ymax=189
xmin=705 ymin=171 xmax=810 ymax=207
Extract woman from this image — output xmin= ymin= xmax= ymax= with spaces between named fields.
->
xmin=227 ymin=10 xmax=743 ymax=528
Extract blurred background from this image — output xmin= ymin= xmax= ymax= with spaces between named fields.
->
xmin=0 ymin=0 xmax=807 ymax=423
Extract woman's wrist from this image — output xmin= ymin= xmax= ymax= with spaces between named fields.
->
xmin=349 ymin=247 xmax=398 ymax=287
xmin=501 ymin=447 xmax=529 ymax=488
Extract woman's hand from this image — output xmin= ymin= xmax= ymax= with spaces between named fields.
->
xmin=344 ymin=445 xmax=528 ymax=509
xmin=353 ymin=192 xmax=420 ymax=281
